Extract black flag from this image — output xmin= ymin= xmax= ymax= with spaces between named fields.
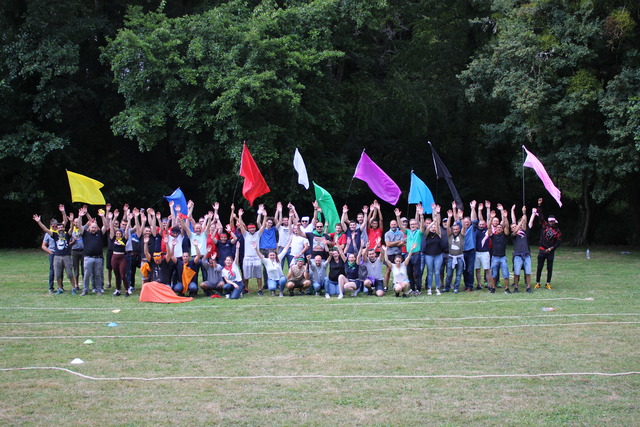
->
xmin=428 ymin=141 xmax=463 ymax=208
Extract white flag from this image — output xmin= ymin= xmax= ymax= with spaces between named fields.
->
xmin=293 ymin=148 xmax=309 ymax=189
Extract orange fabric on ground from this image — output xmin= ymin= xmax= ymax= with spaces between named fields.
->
xmin=139 ymin=281 xmax=193 ymax=303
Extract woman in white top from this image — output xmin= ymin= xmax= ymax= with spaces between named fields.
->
xmin=221 ymin=243 xmax=244 ymax=299
xmin=382 ymin=243 xmax=417 ymax=297
xmin=254 ymin=239 xmax=292 ymax=297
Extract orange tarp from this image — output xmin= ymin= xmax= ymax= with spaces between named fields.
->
xmin=139 ymin=281 xmax=193 ymax=303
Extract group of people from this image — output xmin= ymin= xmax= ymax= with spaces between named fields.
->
xmin=33 ymin=197 xmax=562 ymax=300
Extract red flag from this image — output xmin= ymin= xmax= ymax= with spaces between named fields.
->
xmin=240 ymin=142 xmax=270 ymax=206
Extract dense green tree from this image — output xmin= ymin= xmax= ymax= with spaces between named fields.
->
xmin=459 ymin=0 xmax=640 ymax=244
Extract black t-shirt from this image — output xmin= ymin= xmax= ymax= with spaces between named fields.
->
xmin=490 ymin=233 xmax=508 ymax=257
xmin=82 ymin=229 xmax=104 ymax=257
xmin=149 ymin=260 xmax=175 ymax=284
xmin=512 ymin=228 xmax=531 ymax=256
xmin=422 ymin=232 xmax=443 ymax=256
xmin=328 ymin=258 xmax=345 ymax=282
xmin=52 ymin=231 xmax=72 ymax=256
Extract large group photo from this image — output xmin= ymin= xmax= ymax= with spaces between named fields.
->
xmin=2 ymin=0 xmax=639 ymax=425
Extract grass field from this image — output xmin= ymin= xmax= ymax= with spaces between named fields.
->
xmin=0 ymin=247 xmax=639 ymax=426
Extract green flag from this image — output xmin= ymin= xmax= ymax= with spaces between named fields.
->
xmin=313 ymin=182 xmax=341 ymax=233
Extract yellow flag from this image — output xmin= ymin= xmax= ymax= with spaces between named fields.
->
xmin=66 ymin=170 xmax=106 ymax=205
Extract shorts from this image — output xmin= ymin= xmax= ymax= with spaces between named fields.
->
xmin=242 ymin=258 xmax=262 ymax=279
xmin=202 ymin=280 xmax=224 ymax=290
xmin=513 ymin=254 xmax=531 ymax=275
xmin=491 ymin=256 xmax=509 ymax=279
xmin=289 ymin=279 xmax=306 ymax=288
xmin=369 ymin=279 xmax=384 ymax=292
xmin=54 ymin=255 xmax=74 ymax=280
xmin=475 ymin=251 xmax=490 ymax=269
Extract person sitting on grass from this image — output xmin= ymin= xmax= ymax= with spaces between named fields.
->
xmin=327 ymin=245 xmax=348 ymax=299
xmin=362 ymin=244 xmax=385 ymax=297
xmin=285 ymin=257 xmax=312 ymax=296
xmin=221 ymin=242 xmax=244 ymax=299
xmin=199 ymin=255 xmax=224 ymax=297
xmin=33 ymin=213 xmax=78 ymax=295
xmin=254 ymin=238 xmax=292 ymax=297
xmin=173 ymin=239 xmax=202 ymax=297
xmin=381 ymin=243 xmax=418 ymax=297
xmin=143 ymin=235 xmax=175 ymax=286
xmin=342 ymin=247 xmax=362 ymax=297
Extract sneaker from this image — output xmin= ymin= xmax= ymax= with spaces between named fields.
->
xmin=545 ymin=283 xmax=552 ymax=290
xmin=257 ymin=290 xmax=263 ymax=296
xmin=504 ymin=289 xmax=511 ymax=294
xmin=436 ymin=289 xmax=441 ymax=296
xmin=496 ymin=283 xmax=503 ymax=288
xmin=299 ymin=290 xmax=305 ymax=295
xmin=453 ymin=289 xmax=458 ymax=294
xmin=128 ymin=286 xmax=134 ymax=294
xmin=526 ymin=287 xmax=533 ymax=294
xmin=513 ymin=287 xmax=519 ymax=293
xmin=113 ymin=290 xmax=121 ymax=296
xmin=408 ymin=290 xmax=415 ymax=295
xmin=442 ymin=288 xmax=450 ymax=293
xmin=270 ymin=291 xmax=275 ymax=297
xmin=48 ymin=289 xmax=54 ymax=294
xmin=225 ymin=294 xmax=230 ymax=299
xmin=475 ymin=285 xmax=482 ymax=291
xmin=124 ymin=291 xmax=129 ymax=297
xmin=534 ymin=283 xmax=541 ymax=289
xmin=352 ymin=290 xmax=358 ymax=297
xmin=71 ymin=288 xmax=77 ymax=295
xmin=483 ymin=282 xmax=489 ymax=288
xmin=279 ymin=292 xmax=284 ymax=298
xmin=427 ymin=289 xmax=432 ymax=296
xmin=80 ymin=291 xmax=88 ymax=296
xmin=489 ymin=288 xmax=496 ymax=294
xmin=96 ymin=291 xmax=103 ymax=296
xmin=395 ymin=292 xmax=400 ymax=297
xmin=289 ymin=290 xmax=294 ymax=296
xmin=465 ymin=288 xmax=472 ymax=292
xmin=325 ymin=293 xmax=330 ymax=299
xmin=338 ymin=293 xmax=344 ymax=299
xmin=56 ymin=288 xmax=64 ymax=295
xmin=92 ymin=288 xmax=97 ymax=293
xmin=402 ymin=293 xmax=409 ymax=298
xmin=242 ymin=289 xmax=249 ymax=294
xmin=106 ymin=283 xmax=112 ymax=289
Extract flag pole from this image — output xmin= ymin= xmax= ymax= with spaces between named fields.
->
xmin=522 ymin=146 xmax=526 ymax=207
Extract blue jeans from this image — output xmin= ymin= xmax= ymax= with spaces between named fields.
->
xmin=83 ymin=256 xmax=104 ymax=293
xmin=463 ymin=250 xmax=476 ymax=289
xmin=491 ymin=256 xmax=509 ymax=279
xmin=445 ymin=256 xmax=464 ymax=291
xmin=173 ymin=282 xmax=198 ymax=295
xmin=267 ymin=277 xmax=286 ymax=292
xmin=326 ymin=280 xmax=341 ymax=295
xmin=407 ymin=252 xmax=423 ymax=291
xmin=48 ymin=253 xmax=55 ymax=291
xmin=513 ymin=254 xmax=531 ymax=275
xmin=223 ymin=281 xmax=244 ymax=299
xmin=313 ymin=277 xmax=329 ymax=293
xmin=422 ymin=254 xmax=443 ymax=290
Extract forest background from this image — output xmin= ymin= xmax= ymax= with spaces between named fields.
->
xmin=2 ymin=0 xmax=639 ymax=248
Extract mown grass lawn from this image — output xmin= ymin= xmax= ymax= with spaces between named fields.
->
xmin=0 ymin=247 xmax=638 ymax=425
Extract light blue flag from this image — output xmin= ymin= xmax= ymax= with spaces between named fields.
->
xmin=408 ymin=171 xmax=434 ymax=214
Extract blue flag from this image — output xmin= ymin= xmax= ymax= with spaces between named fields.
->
xmin=408 ymin=172 xmax=435 ymax=213
xmin=164 ymin=188 xmax=188 ymax=218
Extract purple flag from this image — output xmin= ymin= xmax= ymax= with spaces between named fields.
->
xmin=523 ymin=146 xmax=562 ymax=207
xmin=353 ymin=151 xmax=401 ymax=205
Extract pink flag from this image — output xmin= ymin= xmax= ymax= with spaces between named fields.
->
xmin=353 ymin=151 xmax=401 ymax=205
xmin=523 ymin=146 xmax=562 ymax=207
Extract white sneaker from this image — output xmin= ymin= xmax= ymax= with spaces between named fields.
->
xmin=325 ymin=293 xmax=330 ymax=299
xmin=427 ymin=289 xmax=432 ymax=295
xmin=338 ymin=293 xmax=344 ymax=299
xmin=352 ymin=290 xmax=358 ymax=297
xmin=128 ymin=286 xmax=134 ymax=294
xmin=436 ymin=289 xmax=441 ymax=296
xmin=225 ymin=294 xmax=230 ymax=299
xmin=278 ymin=292 xmax=284 ymax=298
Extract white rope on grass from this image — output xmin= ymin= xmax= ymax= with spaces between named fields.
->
xmin=0 ymin=297 xmax=597 ymax=311
xmin=2 ymin=312 xmax=639 ymax=326
xmin=1 ymin=320 xmax=638 ymax=340
xmin=1 ymin=366 xmax=639 ymax=382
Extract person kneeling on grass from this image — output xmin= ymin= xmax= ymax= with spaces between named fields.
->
xmin=362 ymin=246 xmax=385 ymax=297
xmin=221 ymin=243 xmax=244 ymax=299
xmin=254 ymin=239 xmax=292 ymax=297
xmin=286 ymin=257 xmax=311 ymax=296
xmin=200 ymin=255 xmax=224 ymax=297
xmin=307 ymin=254 xmax=329 ymax=297
xmin=382 ymin=243 xmax=417 ymax=297
xmin=173 ymin=240 xmax=202 ymax=297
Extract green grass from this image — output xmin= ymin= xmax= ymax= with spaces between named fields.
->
xmin=0 ymin=247 xmax=639 ymax=426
